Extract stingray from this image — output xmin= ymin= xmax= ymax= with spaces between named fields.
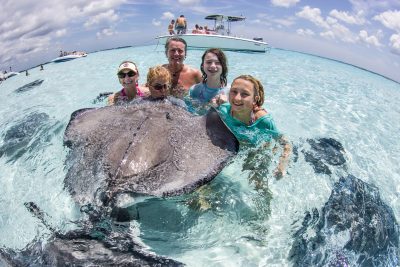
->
xmin=0 ymin=112 xmax=61 ymax=162
xmin=63 ymin=100 xmax=239 ymax=207
xmin=14 ymin=79 xmax=44 ymax=93
xmin=92 ymin=92 xmax=113 ymax=104
xmin=0 ymin=202 xmax=183 ymax=267
xmin=289 ymin=175 xmax=399 ymax=266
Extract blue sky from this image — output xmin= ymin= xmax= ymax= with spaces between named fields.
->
xmin=1 ymin=0 xmax=399 ymax=82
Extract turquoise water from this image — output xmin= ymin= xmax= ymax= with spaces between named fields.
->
xmin=0 ymin=45 xmax=399 ymax=266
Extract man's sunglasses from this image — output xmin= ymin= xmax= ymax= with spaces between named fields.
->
xmin=152 ymin=83 xmax=168 ymax=90
xmin=118 ymin=71 xmax=136 ymax=78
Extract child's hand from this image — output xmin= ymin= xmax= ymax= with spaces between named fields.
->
xmin=211 ymin=94 xmax=227 ymax=106
xmin=273 ymin=164 xmax=286 ymax=179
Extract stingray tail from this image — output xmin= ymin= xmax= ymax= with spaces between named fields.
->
xmin=24 ymin=202 xmax=56 ymax=233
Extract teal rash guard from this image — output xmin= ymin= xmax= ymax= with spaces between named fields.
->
xmin=189 ymin=83 xmax=228 ymax=103
xmin=217 ymin=103 xmax=280 ymax=145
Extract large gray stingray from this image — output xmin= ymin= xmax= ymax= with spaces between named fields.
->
xmin=64 ymin=100 xmax=239 ymax=207
xmin=0 ymin=202 xmax=184 ymax=266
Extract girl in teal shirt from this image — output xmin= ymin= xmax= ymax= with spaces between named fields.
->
xmin=217 ymin=75 xmax=291 ymax=178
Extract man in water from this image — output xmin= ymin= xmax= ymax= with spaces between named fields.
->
xmin=162 ymin=36 xmax=202 ymax=98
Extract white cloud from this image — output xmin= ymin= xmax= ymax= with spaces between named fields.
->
xmin=162 ymin=12 xmax=175 ymax=20
xmin=96 ymin=27 xmax=116 ymax=39
xmin=320 ymin=31 xmax=335 ymax=40
xmin=296 ymin=28 xmax=315 ymax=36
xmin=82 ymin=0 xmax=125 ymax=16
xmin=84 ymin=10 xmax=119 ymax=28
xmin=274 ymin=18 xmax=296 ymax=27
xmin=152 ymin=18 xmax=161 ymax=27
xmin=271 ymin=0 xmax=300 ymax=8
xmin=373 ymin=10 xmax=400 ymax=32
xmin=389 ymin=33 xmax=400 ymax=55
xmin=297 ymin=6 xmax=357 ymax=43
xmin=177 ymin=0 xmax=200 ymax=6
xmin=296 ymin=6 xmax=330 ymax=29
xmin=55 ymin=29 xmax=67 ymax=37
xmin=0 ymin=0 xmax=125 ymax=67
xmin=349 ymin=0 xmax=400 ymax=15
xmin=330 ymin=22 xmax=356 ymax=43
xmin=329 ymin=9 xmax=366 ymax=25
xmin=358 ymin=30 xmax=383 ymax=47
xmin=326 ymin=16 xmax=338 ymax=24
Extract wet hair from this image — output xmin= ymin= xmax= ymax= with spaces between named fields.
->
xmin=146 ymin=65 xmax=171 ymax=85
xmin=232 ymin=75 xmax=265 ymax=106
xmin=200 ymin=48 xmax=228 ymax=86
xmin=165 ymin=36 xmax=187 ymax=55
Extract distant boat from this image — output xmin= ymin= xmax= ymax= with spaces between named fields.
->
xmin=156 ymin=15 xmax=268 ymax=53
xmin=0 ymin=72 xmax=19 ymax=81
xmin=52 ymin=52 xmax=87 ymax=63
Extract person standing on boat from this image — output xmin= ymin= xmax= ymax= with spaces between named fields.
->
xmin=168 ymin=19 xmax=175 ymax=35
xmin=162 ymin=37 xmax=202 ymax=98
xmin=189 ymin=48 xmax=228 ymax=106
xmin=108 ymin=61 xmax=149 ymax=105
xmin=175 ymin=15 xmax=187 ymax=34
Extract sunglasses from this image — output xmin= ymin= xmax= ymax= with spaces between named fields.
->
xmin=152 ymin=83 xmax=168 ymax=90
xmin=118 ymin=71 xmax=136 ymax=78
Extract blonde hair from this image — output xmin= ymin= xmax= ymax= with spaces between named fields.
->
xmin=146 ymin=65 xmax=171 ymax=85
xmin=232 ymin=75 xmax=265 ymax=107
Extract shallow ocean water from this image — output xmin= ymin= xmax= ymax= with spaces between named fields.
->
xmin=0 ymin=45 xmax=399 ymax=266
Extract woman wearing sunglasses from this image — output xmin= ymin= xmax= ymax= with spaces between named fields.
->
xmin=108 ymin=61 xmax=149 ymax=105
xmin=131 ymin=65 xmax=186 ymax=108
xmin=146 ymin=65 xmax=171 ymax=100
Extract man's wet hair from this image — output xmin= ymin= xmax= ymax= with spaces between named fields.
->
xmin=165 ymin=36 xmax=187 ymax=55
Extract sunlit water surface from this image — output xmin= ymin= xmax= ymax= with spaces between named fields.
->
xmin=0 ymin=45 xmax=399 ymax=266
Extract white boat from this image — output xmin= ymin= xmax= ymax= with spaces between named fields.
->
xmin=156 ymin=15 xmax=268 ymax=52
xmin=52 ymin=53 xmax=87 ymax=63
xmin=0 ymin=71 xmax=19 ymax=80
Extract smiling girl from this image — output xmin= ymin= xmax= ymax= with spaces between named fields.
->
xmin=218 ymin=74 xmax=291 ymax=177
xmin=189 ymin=48 xmax=228 ymax=103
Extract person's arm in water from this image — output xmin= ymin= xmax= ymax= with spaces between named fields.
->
xmin=273 ymin=135 xmax=292 ymax=179
xmin=107 ymin=93 xmax=116 ymax=105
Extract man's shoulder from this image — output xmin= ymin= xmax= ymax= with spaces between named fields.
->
xmin=184 ymin=65 xmax=201 ymax=74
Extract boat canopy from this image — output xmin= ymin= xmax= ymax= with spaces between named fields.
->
xmin=204 ymin=15 xmax=246 ymax=22
xmin=204 ymin=15 xmax=246 ymax=36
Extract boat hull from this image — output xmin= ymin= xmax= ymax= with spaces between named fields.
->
xmin=156 ymin=34 xmax=268 ymax=52
xmin=52 ymin=54 xmax=87 ymax=63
